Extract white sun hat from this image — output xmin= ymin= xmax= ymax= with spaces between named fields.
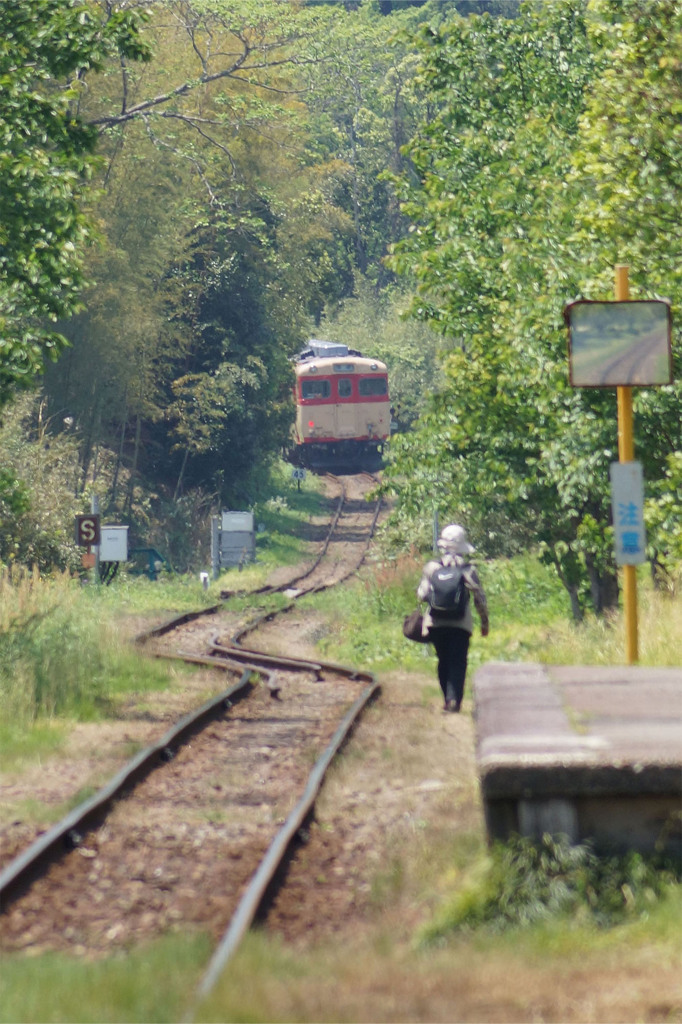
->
xmin=437 ymin=523 xmax=475 ymax=556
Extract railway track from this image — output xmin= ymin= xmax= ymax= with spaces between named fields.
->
xmin=0 ymin=473 xmax=383 ymax=1008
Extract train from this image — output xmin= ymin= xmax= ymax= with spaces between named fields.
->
xmin=289 ymin=339 xmax=391 ymax=471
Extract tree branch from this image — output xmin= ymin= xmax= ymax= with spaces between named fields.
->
xmin=89 ymin=50 xmax=318 ymax=128
xmin=141 ymin=115 xmax=221 ymax=204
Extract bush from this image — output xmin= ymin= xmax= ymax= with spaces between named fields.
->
xmin=419 ymin=833 xmax=682 ymax=944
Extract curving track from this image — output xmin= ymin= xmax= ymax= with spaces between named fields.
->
xmin=0 ymin=474 xmax=383 ymax=1005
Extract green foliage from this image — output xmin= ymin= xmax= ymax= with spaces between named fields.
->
xmin=419 ymin=832 xmax=682 ymax=944
xmin=382 ymin=0 xmax=681 ymax=618
xmin=0 ymin=0 xmax=150 ymax=406
xmin=0 ymin=395 xmax=83 ymax=572
xmin=478 ymin=553 xmax=569 ymax=626
xmin=309 ymin=542 xmax=682 ymax=670
xmin=321 ymin=277 xmax=442 ymax=431
xmin=29 ymin=0 xmax=449 ymax=539
xmin=645 ymin=452 xmax=682 ymax=589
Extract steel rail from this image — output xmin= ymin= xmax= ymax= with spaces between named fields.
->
xmin=183 ymin=484 xmax=381 ymax=1006
xmin=210 ymin=640 xmax=371 ymax=683
xmin=231 ymin=494 xmax=382 ymax=645
xmin=221 ymin=477 xmax=346 ymax=600
xmin=187 ymin=675 xmax=380 ymax=1018
xmin=0 ymin=669 xmax=252 ymax=911
xmin=2 ymin=473 xmax=382 ymax=1001
xmin=135 ymin=603 xmax=222 ymax=642
xmin=172 ymin=651 xmax=283 ymax=698
xmin=209 ymin=638 xmax=324 ymax=675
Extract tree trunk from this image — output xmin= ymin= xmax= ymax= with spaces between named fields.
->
xmin=585 ymin=553 xmax=619 ymax=615
xmin=124 ymin=415 xmax=142 ymax=516
xmin=110 ymin=402 xmax=129 ymax=507
xmin=552 ymin=553 xmax=583 ymax=622
xmin=173 ymin=447 xmax=190 ymax=503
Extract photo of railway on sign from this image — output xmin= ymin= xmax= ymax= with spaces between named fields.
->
xmin=565 ymin=299 xmax=672 ymax=387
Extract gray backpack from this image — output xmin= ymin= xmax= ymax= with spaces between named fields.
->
xmin=427 ymin=564 xmax=469 ymax=618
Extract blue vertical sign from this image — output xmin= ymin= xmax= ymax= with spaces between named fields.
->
xmin=610 ymin=461 xmax=646 ymax=565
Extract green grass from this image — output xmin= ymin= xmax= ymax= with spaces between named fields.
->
xmin=0 ymin=468 xmax=328 ymax=764
xmin=307 ymin=550 xmax=682 ymax=672
xmin=94 ymin=467 xmax=328 ymax=604
xmin=193 ymin=885 xmax=682 ymax=1023
xmin=0 ymin=721 xmax=64 ymax=771
xmin=0 ymin=934 xmax=211 ymax=1024
xmin=0 ymin=570 xmax=210 ymax=769
xmin=89 ymin=571 xmax=221 ymax=613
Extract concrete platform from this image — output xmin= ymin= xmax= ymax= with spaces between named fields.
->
xmin=473 ymin=662 xmax=682 ymax=854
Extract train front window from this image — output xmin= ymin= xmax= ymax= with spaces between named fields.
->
xmin=358 ymin=378 xmax=388 ymax=397
xmin=302 ymin=380 xmax=331 ymax=399
xmin=337 ymin=379 xmax=352 ymax=398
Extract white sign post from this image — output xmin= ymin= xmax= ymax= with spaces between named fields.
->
xmin=610 ymin=461 xmax=646 ymax=566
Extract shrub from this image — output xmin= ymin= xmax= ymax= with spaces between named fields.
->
xmin=419 ymin=833 xmax=682 ymax=945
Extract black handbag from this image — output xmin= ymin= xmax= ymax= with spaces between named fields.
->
xmin=402 ymin=609 xmax=429 ymax=643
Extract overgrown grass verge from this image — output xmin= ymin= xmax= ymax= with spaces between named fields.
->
xmin=0 ymin=568 xmax=198 ymax=766
xmin=307 ymin=549 xmax=682 ymax=670
xmin=251 ymin=463 xmax=330 ymax=567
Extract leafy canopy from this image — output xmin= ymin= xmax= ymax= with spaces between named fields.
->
xmin=0 ymin=0 xmax=150 ymax=407
xmin=383 ymin=0 xmax=681 ymax=615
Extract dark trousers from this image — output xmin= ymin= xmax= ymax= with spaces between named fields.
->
xmin=429 ymin=626 xmax=470 ymax=706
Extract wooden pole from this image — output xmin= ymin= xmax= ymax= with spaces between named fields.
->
xmin=615 ymin=265 xmax=638 ymax=663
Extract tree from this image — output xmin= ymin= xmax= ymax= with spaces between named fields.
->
xmin=383 ymin=0 xmax=681 ymax=615
xmin=0 ymin=0 xmax=151 ymax=408
xmin=381 ymin=2 xmax=624 ymax=616
xmin=39 ymin=0 xmax=347 ymax=518
xmin=567 ymin=0 xmax=682 ymax=586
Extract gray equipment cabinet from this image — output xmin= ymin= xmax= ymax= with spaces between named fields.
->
xmin=211 ymin=511 xmax=255 ymax=577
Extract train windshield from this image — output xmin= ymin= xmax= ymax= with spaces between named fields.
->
xmin=302 ymin=379 xmax=331 ymax=399
xmin=358 ymin=378 xmax=388 ymax=396
xmin=338 ymin=379 xmax=352 ymax=397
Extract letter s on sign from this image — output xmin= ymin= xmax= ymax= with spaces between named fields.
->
xmin=75 ymin=514 xmax=100 ymax=546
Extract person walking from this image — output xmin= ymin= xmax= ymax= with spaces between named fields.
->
xmin=417 ymin=524 xmax=489 ymax=713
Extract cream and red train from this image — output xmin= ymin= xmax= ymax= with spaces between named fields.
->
xmin=290 ymin=339 xmax=391 ymax=471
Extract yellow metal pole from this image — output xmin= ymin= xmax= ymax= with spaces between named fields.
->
xmin=615 ymin=264 xmax=638 ymax=663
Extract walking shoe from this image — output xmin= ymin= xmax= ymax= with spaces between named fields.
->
xmin=446 ymin=699 xmax=458 ymax=713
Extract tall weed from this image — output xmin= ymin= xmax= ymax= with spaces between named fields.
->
xmin=0 ymin=568 xmax=174 ymax=733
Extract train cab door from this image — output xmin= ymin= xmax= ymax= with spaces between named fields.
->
xmin=335 ymin=377 xmax=357 ymax=438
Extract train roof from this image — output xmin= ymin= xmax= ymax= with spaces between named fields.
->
xmin=294 ymin=353 xmax=387 ymax=375
xmin=296 ymin=339 xmax=363 ymax=361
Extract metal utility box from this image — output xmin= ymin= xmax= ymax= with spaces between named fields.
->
xmin=99 ymin=525 xmax=128 ymax=562
xmin=211 ymin=511 xmax=255 ymax=576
